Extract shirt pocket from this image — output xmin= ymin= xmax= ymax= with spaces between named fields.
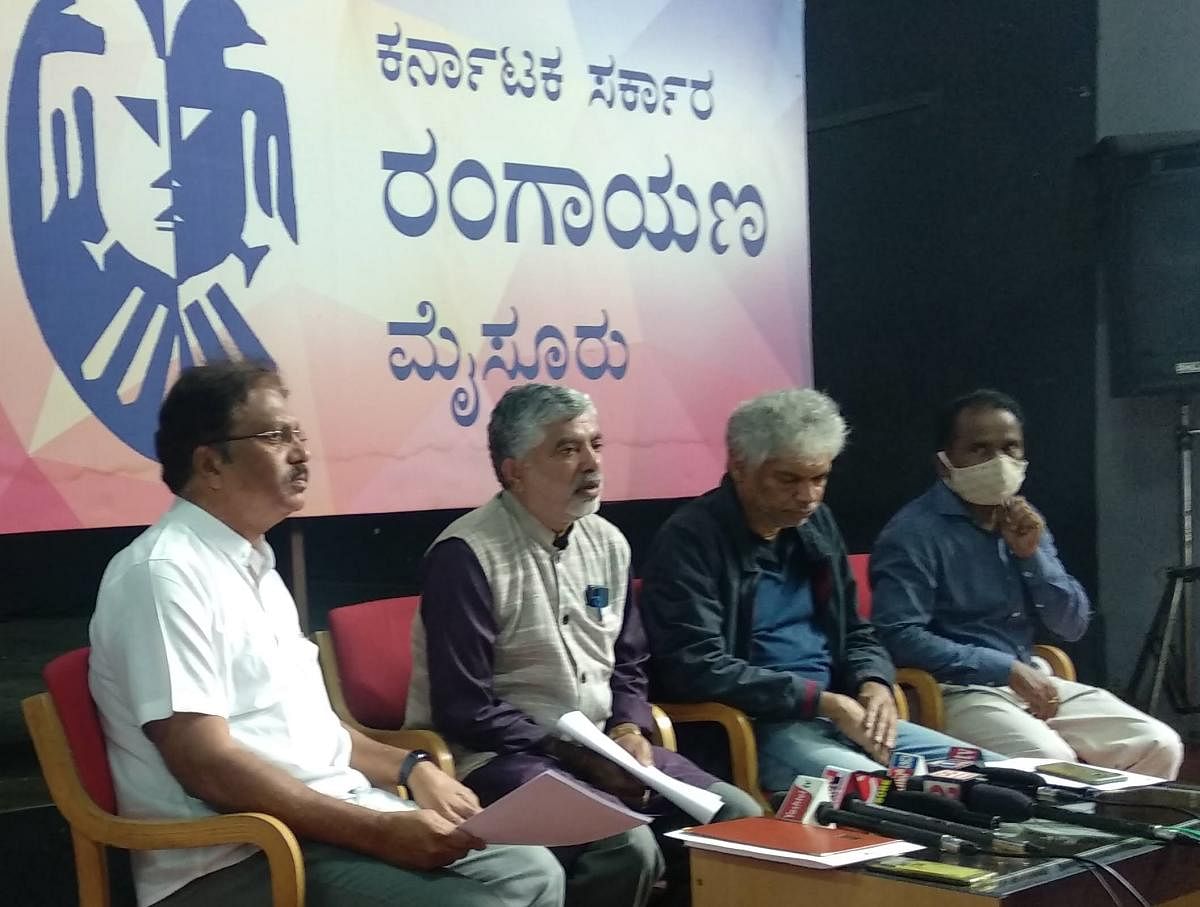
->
xmin=227 ymin=640 xmax=282 ymax=715
xmin=279 ymin=635 xmax=329 ymax=706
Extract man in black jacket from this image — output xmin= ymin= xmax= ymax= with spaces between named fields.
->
xmin=641 ymin=389 xmax=996 ymax=794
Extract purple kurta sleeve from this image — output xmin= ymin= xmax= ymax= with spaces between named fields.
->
xmin=606 ymin=574 xmax=655 ymax=734
xmin=420 ymin=538 xmax=546 ymax=753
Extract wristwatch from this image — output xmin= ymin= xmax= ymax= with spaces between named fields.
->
xmin=396 ymin=749 xmax=434 ymax=799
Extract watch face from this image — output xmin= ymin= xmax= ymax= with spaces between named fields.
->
xmin=400 ymin=749 xmax=434 ymax=788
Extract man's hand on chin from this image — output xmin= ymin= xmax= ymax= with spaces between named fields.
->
xmin=1000 ymin=496 xmax=1045 ymax=559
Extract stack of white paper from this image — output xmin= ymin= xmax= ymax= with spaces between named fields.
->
xmin=556 ymin=710 xmax=725 ymax=823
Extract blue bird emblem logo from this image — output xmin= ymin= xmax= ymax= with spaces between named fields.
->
xmin=8 ymin=0 xmax=298 ymax=456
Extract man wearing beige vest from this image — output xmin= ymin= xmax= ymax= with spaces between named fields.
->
xmin=407 ymin=384 xmax=760 ymax=907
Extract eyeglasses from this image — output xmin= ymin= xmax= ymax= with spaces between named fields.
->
xmin=215 ymin=426 xmax=308 ymax=448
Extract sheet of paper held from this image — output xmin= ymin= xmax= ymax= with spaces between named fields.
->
xmin=556 ymin=710 xmax=724 ymax=823
xmin=458 ymin=769 xmax=650 ymax=846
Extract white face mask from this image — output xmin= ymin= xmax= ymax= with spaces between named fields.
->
xmin=938 ymin=451 xmax=1027 ymax=505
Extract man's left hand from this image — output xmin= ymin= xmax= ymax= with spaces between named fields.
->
xmin=857 ymin=681 xmax=899 ymax=754
xmin=1001 ymin=496 xmax=1045 ymax=559
xmin=613 ymin=730 xmax=655 ymax=767
xmin=407 ymin=760 xmax=481 ymax=824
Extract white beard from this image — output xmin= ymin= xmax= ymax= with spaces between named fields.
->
xmin=567 ymin=495 xmax=601 ymax=519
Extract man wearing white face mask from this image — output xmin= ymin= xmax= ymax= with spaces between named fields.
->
xmin=870 ymin=390 xmax=1182 ymax=778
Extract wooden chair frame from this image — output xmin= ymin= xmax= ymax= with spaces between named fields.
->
xmin=315 ymin=629 xmax=455 ymax=775
xmin=22 ymin=692 xmax=304 ymax=907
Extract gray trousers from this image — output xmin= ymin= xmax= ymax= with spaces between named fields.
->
xmin=552 ymin=780 xmax=763 ymax=907
xmin=153 ymin=840 xmax=565 ymax=907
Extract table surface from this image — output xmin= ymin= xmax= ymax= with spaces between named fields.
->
xmin=689 ymin=810 xmax=1200 ymax=907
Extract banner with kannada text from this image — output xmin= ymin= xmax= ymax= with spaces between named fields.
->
xmin=0 ymin=0 xmax=810 ymax=533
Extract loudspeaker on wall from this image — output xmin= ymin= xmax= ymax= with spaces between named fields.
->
xmin=1098 ymin=131 xmax=1200 ymax=398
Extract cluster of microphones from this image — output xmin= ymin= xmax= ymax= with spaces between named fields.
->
xmin=777 ymin=751 xmax=1200 ymax=856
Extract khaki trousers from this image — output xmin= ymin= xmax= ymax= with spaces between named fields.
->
xmin=941 ymin=677 xmax=1183 ymax=779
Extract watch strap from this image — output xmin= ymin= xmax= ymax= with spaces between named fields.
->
xmin=398 ymin=749 xmax=434 ymax=792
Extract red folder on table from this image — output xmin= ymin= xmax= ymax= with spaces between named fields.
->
xmin=686 ymin=817 xmax=895 ymax=857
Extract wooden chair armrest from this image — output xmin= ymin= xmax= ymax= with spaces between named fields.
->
xmin=23 ymin=693 xmax=304 ymax=906
xmin=648 ymin=704 xmax=677 ymax=752
xmin=894 ymin=668 xmax=946 ymax=731
xmin=655 ymin=701 xmax=769 ymax=810
xmin=107 ymin=812 xmax=303 ymax=905
xmin=313 ymin=631 xmax=456 ymax=776
xmin=891 ymin=682 xmax=910 ymax=722
xmin=1033 ymin=644 xmax=1076 ymax=682
xmin=315 ymin=630 xmax=359 ymax=727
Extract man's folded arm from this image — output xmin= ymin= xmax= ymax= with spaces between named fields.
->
xmin=1018 ymin=530 xmax=1091 ymax=642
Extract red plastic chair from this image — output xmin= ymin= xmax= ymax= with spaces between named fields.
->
xmin=315 ymin=597 xmax=454 ymax=773
xmin=23 ymin=647 xmax=303 ymax=906
xmin=848 ymin=551 xmax=873 ymax=618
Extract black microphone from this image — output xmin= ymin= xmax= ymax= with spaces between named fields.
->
xmin=965 ymin=784 xmax=1196 ymax=844
xmin=842 ymin=795 xmax=1042 ymax=855
xmin=886 ymin=788 xmax=1001 ymax=829
xmin=814 ymin=802 xmax=980 ymax=854
xmin=966 ymin=765 xmax=1092 ymax=804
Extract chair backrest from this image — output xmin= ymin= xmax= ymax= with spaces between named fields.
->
xmin=42 ymin=647 xmax=117 ymax=815
xmin=327 ymin=596 xmax=420 ymax=729
xmin=848 ymin=553 xmax=872 ymax=618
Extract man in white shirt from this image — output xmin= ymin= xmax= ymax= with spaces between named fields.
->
xmin=89 ymin=360 xmax=564 ymax=907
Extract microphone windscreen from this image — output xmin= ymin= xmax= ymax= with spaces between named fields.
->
xmin=966 ymin=784 xmax=1033 ymax=822
xmin=970 ymin=765 xmax=1043 ymax=792
xmin=887 ymin=790 xmax=970 ymax=820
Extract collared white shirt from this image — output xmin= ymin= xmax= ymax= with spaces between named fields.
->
xmin=89 ymin=499 xmax=410 ymax=907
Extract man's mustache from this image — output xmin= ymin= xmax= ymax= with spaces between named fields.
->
xmin=574 ymin=473 xmax=602 ymax=492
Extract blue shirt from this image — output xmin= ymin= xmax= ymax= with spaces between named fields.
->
xmin=749 ymin=536 xmax=832 ymax=686
xmin=869 ymin=482 xmax=1091 ymax=686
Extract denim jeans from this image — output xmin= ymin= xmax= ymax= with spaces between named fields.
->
xmin=755 ymin=717 xmax=1004 ymax=793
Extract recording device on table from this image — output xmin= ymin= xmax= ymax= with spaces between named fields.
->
xmin=1036 ymin=761 xmax=1127 ymax=786
xmin=886 ymin=788 xmax=1000 ymax=829
xmin=840 ymin=791 xmax=1043 ymax=856
xmin=780 ymin=765 xmax=990 ymax=857
xmin=812 ymin=800 xmax=980 ymax=855
xmin=910 ymin=768 xmax=1091 ymax=805
xmin=902 ymin=766 xmax=1197 ymax=846
xmin=776 ymin=761 xmax=1170 ymax=907
xmin=779 ymin=758 xmax=1197 ymax=860
xmin=866 ymin=855 xmax=997 ymax=887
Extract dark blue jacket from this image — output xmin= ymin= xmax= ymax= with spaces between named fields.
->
xmin=641 ymin=475 xmax=895 ymax=721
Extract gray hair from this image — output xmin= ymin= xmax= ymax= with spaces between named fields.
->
xmin=726 ymin=388 xmax=848 ymax=468
xmin=488 ymin=384 xmax=594 ymax=485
